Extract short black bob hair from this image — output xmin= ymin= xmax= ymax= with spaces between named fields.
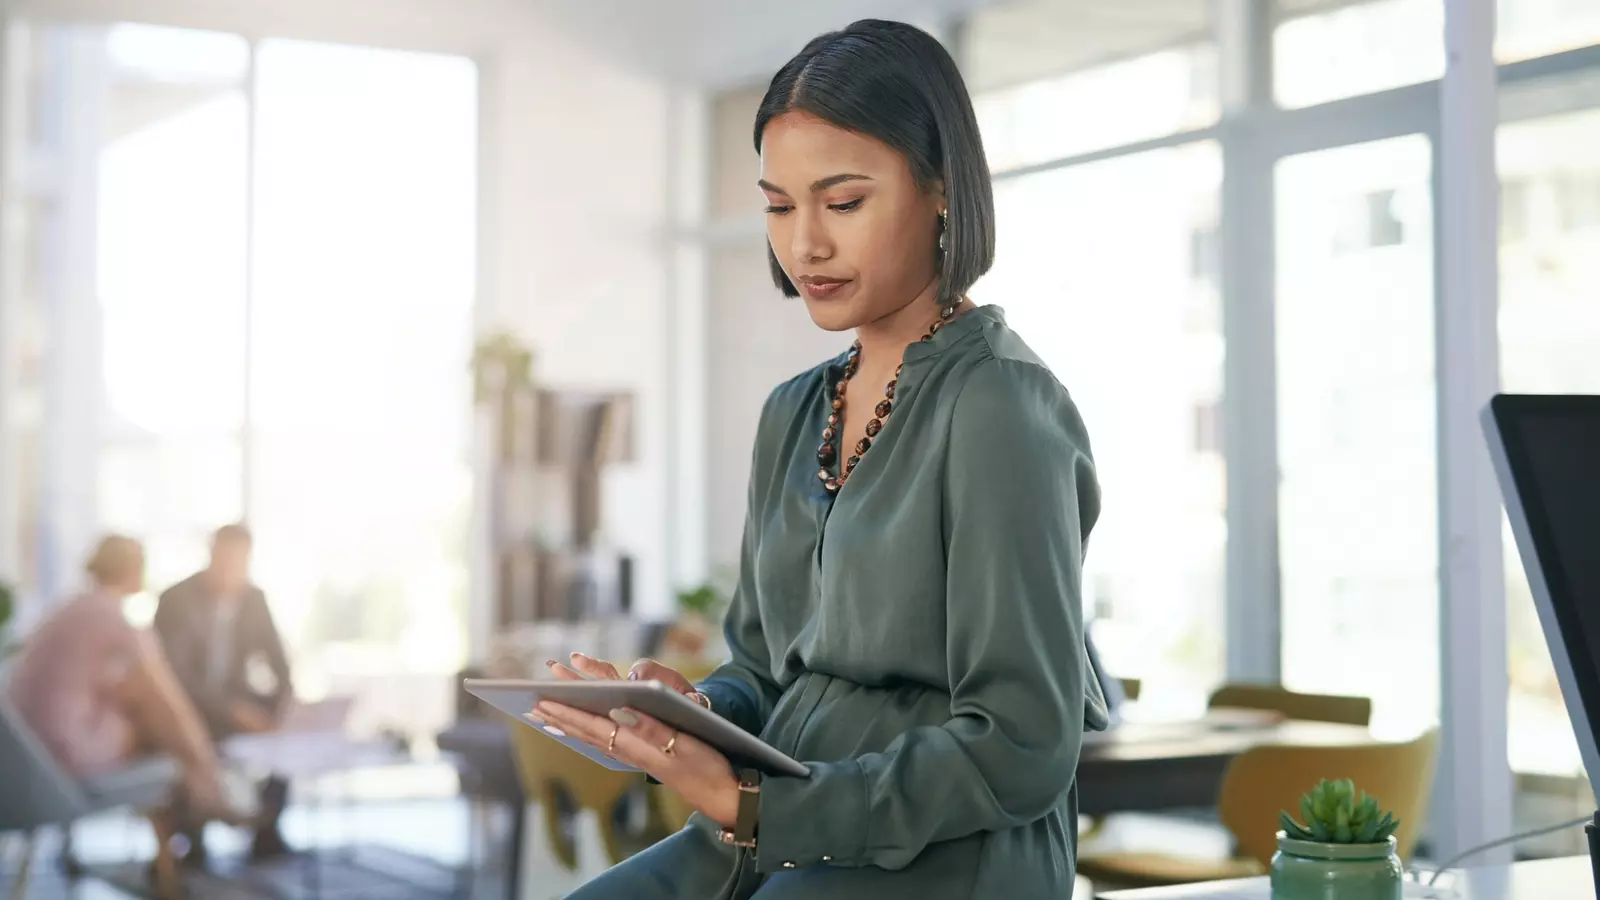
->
xmin=753 ymin=19 xmax=996 ymax=308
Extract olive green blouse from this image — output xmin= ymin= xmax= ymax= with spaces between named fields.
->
xmin=696 ymin=304 xmax=1108 ymax=898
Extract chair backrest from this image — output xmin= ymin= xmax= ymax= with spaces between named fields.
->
xmin=506 ymin=714 xmax=648 ymax=867
xmin=1208 ymin=682 xmax=1373 ymax=726
xmin=1217 ymin=727 xmax=1441 ymax=868
xmin=0 ymin=690 xmax=90 ymax=830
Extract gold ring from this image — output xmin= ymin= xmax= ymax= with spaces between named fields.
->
xmin=607 ymin=723 xmax=620 ymax=754
xmin=662 ymin=732 xmax=677 ymax=756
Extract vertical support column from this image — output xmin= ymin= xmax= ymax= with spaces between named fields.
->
xmin=38 ymin=26 xmax=107 ymax=611
xmin=664 ymin=87 xmax=711 ymax=601
xmin=467 ymin=53 xmax=501 ymax=661
xmin=1218 ymin=0 xmax=1282 ymax=684
xmin=242 ymin=40 xmax=259 ymax=524
xmin=1433 ymin=0 xmax=1512 ymax=865
xmin=0 ymin=16 xmax=20 ymax=588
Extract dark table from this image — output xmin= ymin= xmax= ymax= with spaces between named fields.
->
xmin=437 ymin=719 xmax=526 ymax=900
xmin=1077 ymin=717 xmax=1376 ymax=817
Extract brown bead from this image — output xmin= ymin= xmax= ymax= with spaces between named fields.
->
xmin=835 ymin=381 xmax=847 ymax=396
xmin=832 ymin=398 xmax=843 ymax=411
xmin=817 ymin=443 xmax=836 ymax=465
xmin=875 ymin=400 xmax=892 ymax=418
xmin=920 ymin=334 xmax=932 ymax=342
xmin=827 ymin=413 xmax=838 ymax=426
xmin=855 ymin=437 xmax=871 ymax=455
xmin=824 ymin=477 xmax=839 ymax=492
xmin=823 ymin=427 xmax=836 ymax=441
xmin=929 ymin=321 xmax=943 ymax=335
xmin=817 ymin=468 xmax=831 ymax=483
xmin=895 ymin=364 xmax=903 ymax=375
xmin=865 ymin=419 xmax=882 ymax=437
xmin=847 ymin=453 xmax=861 ymax=467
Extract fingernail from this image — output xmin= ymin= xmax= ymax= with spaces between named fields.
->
xmin=545 ymin=660 xmax=558 ymax=668
xmin=627 ymin=671 xmax=638 ymax=681
xmin=609 ymin=709 xmax=639 ymax=727
xmin=544 ymin=726 xmax=566 ymax=737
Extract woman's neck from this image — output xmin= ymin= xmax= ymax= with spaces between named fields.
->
xmin=853 ymin=278 xmax=947 ymax=374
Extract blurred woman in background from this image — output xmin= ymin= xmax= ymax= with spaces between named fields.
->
xmin=6 ymin=534 xmax=249 ymax=823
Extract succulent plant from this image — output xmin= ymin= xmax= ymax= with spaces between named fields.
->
xmin=1279 ymin=778 xmax=1400 ymax=845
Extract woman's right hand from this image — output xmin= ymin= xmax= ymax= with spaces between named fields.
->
xmin=548 ymin=652 xmax=701 ymax=699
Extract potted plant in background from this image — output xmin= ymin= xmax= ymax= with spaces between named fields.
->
xmin=0 ymin=578 xmax=16 ymax=659
xmin=1273 ymin=778 xmax=1403 ymax=900
xmin=663 ymin=583 xmax=726 ymax=662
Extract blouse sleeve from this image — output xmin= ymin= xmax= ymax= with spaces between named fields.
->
xmin=750 ymin=357 xmax=1102 ymax=873
xmin=695 ymin=387 xmax=787 ymax=737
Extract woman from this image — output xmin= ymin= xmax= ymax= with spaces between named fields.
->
xmin=534 ymin=19 xmax=1107 ymax=899
xmin=6 ymin=535 xmax=249 ymax=824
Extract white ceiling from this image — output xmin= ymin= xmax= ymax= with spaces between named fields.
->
xmin=526 ymin=0 xmax=1004 ymax=87
xmin=525 ymin=0 xmax=1371 ymax=91
xmin=962 ymin=0 xmax=1213 ymax=92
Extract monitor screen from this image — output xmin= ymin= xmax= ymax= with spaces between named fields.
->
xmin=1484 ymin=394 xmax=1600 ymax=799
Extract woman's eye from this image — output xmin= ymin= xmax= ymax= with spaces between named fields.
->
xmin=828 ymin=198 xmax=863 ymax=213
xmin=764 ymin=204 xmax=793 ymax=215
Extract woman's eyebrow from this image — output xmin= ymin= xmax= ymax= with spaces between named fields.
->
xmin=758 ymin=173 xmax=874 ymax=196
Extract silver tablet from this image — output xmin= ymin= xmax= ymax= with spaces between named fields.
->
xmin=463 ymin=677 xmax=810 ymax=778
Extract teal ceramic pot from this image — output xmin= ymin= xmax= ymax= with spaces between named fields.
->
xmin=1270 ymin=832 xmax=1402 ymax=900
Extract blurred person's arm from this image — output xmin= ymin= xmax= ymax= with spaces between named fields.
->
xmin=151 ymin=586 xmax=200 ymax=693
xmin=251 ymin=587 xmax=295 ymax=721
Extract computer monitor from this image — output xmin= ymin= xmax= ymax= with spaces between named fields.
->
xmin=1483 ymin=394 xmax=1600 ymax=803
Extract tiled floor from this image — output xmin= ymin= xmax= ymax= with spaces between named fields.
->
xmin=1 ymin=793 xmax=507 ymax=900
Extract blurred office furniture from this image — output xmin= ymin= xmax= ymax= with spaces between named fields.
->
xmin=0 ymin=693 xmax=183 ymax=899
xmin=477 ymin=330 xmax=641 ymax=630
xmin=221 ymin=717 xmax=467 ymax=899
xmin=1098 ymin=855 xmax=1591 ymax=900
xmin=507 ymin=713 xmax=670 ymax=871
xmin=1079 ymin=728 xmax=1439 ymax=889
xmin=652 ymin=784 xmax=697 ymax=834
xmin=1120 ymin=678 xmax=1143 ymax=702
xmin=440 ymin=666 xmax=528 ymax=900
xmin=1077 ymin=717 xmax=1374 ymax=817
xmin=1207 ymin=683 xmax=1373 ymax=727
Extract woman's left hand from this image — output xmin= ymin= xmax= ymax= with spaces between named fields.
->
xmin=533 ymin=700 xmax=741 ymax=828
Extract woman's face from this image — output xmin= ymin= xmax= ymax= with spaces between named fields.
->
xmin=760 ymin=111 xmax=943 ymax=332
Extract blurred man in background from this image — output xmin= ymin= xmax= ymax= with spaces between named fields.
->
xmin=155 ymin=523 xmax=295 ymax=863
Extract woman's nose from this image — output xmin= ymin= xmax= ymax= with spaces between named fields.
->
xmin=791 ymin=209 xmax=833 ymax=264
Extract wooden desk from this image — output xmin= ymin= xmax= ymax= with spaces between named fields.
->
xmin=1078 ymin=719 xmax=1376 ymax=816
xmin=1096 ymin=855 xmax=1593 ymax=899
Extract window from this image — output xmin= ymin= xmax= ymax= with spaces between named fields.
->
xmin=248 ymin=38 xmax=477 ymax=721
xmin=1499 ymin=0 xmax=1600 ymax=63
xmin=1498 ymin=107 xmax=1600 ymax=777
xmin=1275 ymin=135 xmax=1437 ymax=738
xmin=963 ymin=0 xmax=1218 ymax=171
xmin=982 ymin=142 xmax=1226 ymax=715
xmin=1274 ymin=0 xmax=1445 ymax=109
xmin=4 ymin=22 xmax=477 ymax=738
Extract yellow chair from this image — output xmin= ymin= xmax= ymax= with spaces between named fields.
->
xmin=507 ymin=716 xmax=668 ymax=869
xmin=1077 ymin=728 xmax=1440 ymax=890
xmin=651 ymin=783 xmax=699 ymax=833
xmin=1207 ymin=683 xmax=1373 ymax=727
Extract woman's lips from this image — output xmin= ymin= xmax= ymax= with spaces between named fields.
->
xmin=800 ymin=279 xmax=853 ymax=300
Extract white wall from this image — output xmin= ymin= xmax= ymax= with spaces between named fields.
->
xmin=702 ymin=86 xmax=851 ymax=568
xmin=479 ymin=25 xmax=679 ymax=629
